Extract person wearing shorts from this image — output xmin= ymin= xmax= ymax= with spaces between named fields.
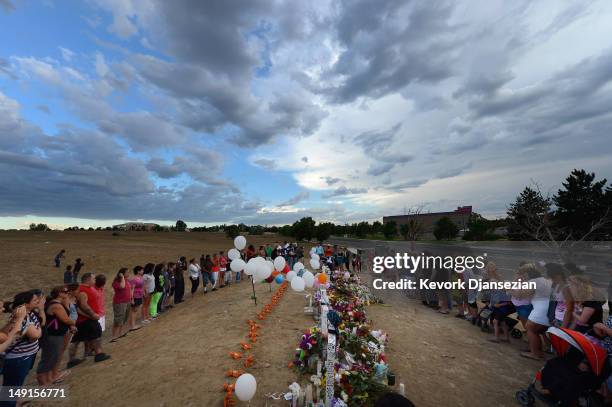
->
xmin=488 ymin=262 xmax=515 ymax=343
xmin=129 ymin=265 xmax=144 ymax=330
xmin=111 ymin=268 xmax=131 ymax=342
xmin=69 ymin=273 xmax=110 ymax=365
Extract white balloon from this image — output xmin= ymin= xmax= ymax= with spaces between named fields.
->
xmin=230 ymin=259 xmax=246 ymax=272
xmin=273 ymin=256 xmax=286 ymax=272
xmin=309 ymin=259 xmax=320 ymax=270
xmin=245 ymin=258 xmax=258 ymax=276
xmin=228 ymin=248 xmax=241 ymax=260
xmin=293 ymin=262 xmax=304 ymax=272
xmin=266 ymin=260 xmax=275 ymax=273
xmin=235 ymin=373 xmax=257 ymax=401
xmin=291 ymin=276 xmax=305 ymax=292
xmin=311 ymin=253 xmax=319 ymax=261
xmin=255 ymin=262 xmax=272 ymax=281
xmin=303 ymin=271 xmax=315 ymax=288
xmin=286 ymin=270 xmax=297 ymax=282
xmin=234 ymin=235 xmax=247 ymax=250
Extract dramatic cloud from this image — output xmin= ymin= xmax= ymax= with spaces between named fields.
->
xmin=1 ymin=1 xmax=612 ymax=227
xmin=319 ymin=0 xmax=459 ymax=103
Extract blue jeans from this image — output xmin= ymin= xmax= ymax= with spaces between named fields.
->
xmin=1 ymin=354 xmax=36 ymax=407
xmin=202 ymin=272 xmax=213 ymax=289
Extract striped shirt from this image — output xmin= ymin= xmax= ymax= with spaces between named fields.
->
xmin=4 ymin=311 xmax=41 ymax=359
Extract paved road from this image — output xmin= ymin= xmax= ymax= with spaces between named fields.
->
xmin=328 ymin=237 xmax=612 ymax=286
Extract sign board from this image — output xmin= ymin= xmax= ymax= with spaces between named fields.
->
xmin=320 ymin=288 xmax=329 ymax=335
xmin=325 ymin=333 xmax=336 ymax=407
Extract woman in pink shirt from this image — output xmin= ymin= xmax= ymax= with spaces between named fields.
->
xmin=111 ymin=268 xmax=132 ymax=342
xmin=128 ymin=266 xmax=145 ymax=331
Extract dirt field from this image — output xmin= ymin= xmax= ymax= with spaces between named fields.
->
xmin=0 ymin=231 xmax=540 ymax=406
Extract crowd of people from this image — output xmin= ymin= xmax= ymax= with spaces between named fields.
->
xmin=0 ymin=241 xmax=360 ymax=406
xmin=418 ymin=258 xmax=612 ymax=400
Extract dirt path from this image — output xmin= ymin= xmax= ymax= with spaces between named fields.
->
xmin=37 ymin=280 xmax=312 ymax=406
xmin=369 ymin=293 xmax=540 ymax=407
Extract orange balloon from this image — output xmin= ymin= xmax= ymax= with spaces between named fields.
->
xmin=317 ymin=273 xmax=328 ymax=284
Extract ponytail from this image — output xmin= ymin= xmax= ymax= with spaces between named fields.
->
xmin=3 ymin=290 xmax=36 ymax=313
xmin=3 ymin=301 xmax=14 ymax=313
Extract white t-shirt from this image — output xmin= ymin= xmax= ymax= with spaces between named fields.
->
xmin=188 ymin=263 xmax=201 ymax=279
xmin=143 ymin=274 xmax=155 ymax=294
xmin=528 ymin=277 xmax=553 ymax=326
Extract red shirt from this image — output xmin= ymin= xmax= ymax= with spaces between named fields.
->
xmin=77 ymin=284 xmax=104 ymax=323
xmin=93 ymin=286 xmax=105 ymax=316
xmin=112 ymin=279 xmax=132 ymax=304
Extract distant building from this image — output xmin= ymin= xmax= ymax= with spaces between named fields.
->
xmin=113 ymin=222 xmax=159 ymax=231
xmin=383 ymin=206 xmax=472 ymax=239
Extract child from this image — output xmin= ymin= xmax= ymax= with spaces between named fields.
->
xmin=54 ymin=249 xmax=65 ymax=268
xmin=63 ymin=265 xmax=73 ymax=284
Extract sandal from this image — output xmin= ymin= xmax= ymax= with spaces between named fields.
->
xmin=53 ymin=370 xmax=71 ymax=384
xmin=130 ymin=326 xmax=143 ymax=332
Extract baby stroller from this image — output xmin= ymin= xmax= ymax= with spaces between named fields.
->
xmin=516 ymin=327 xmax=610 ymax=406
xmin=477 ymin=304 xmax=522 ymax=339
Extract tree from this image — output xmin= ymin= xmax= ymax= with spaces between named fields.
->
xmin=433 ymin=217 xmax=458 ymax=240
xmin=398 ymin=206 xmax=425 ymax=250
xmin=506 ymin=186 xmax=552 ymax=240
xmin=225 ymin=225 xmax=240 ymax=239
xmin=292 ymin=217 xmax=316 ymax=241
xmin=316 ymin=222 xmax=334 ymax=242
xmin=463 ymin=213 xmax=496 ymax=241
xmin=29 ymin=223 xmax=50 ymax=231
xmin=553 ymin=169 xmax=612 ymax=240
xmin=371 ymin=221 xmax=383 ymax=235
xmin=399 ymin=224 xmax=410 ymax=240
xmin=382 ymin=221 xmax=397 ymax=239
xmin=175 ymin=220 xmax=187 ymax=232
xmin=355 ymin=221 xmax=370 ymax=238
xmin=279 ymin=225 xmax=293 ymax=237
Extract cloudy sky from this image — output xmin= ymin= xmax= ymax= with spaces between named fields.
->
xmin=1 ymin=0 xmax=612 ymax=229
